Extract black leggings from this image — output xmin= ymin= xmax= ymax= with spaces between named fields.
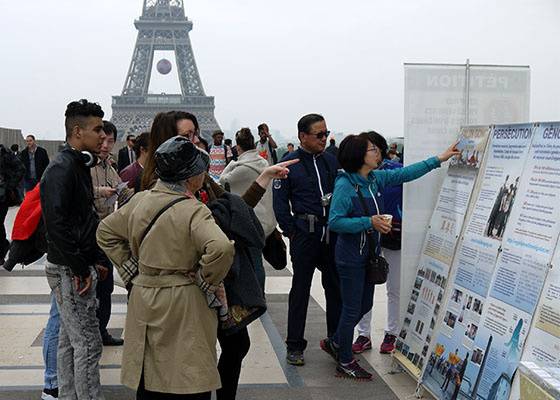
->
xmin=137 ymin=373 xmax=210 ymax=400
xmin=217 ymin=327 xmax=251 ymax=400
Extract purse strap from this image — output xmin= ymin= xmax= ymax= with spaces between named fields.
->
xmin=140 ymin=197 xmax=189 ymax=245
xmin=355 ymin=186 xmax=381 ymax=258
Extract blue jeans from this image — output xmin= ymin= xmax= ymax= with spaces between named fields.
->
xmin=333 ymin=263 xmax=375 ymax=364
xmin=43 ymin=293 xmax=60 ymax=390
xmin=45 ymin=263 xmax=104 ymax=400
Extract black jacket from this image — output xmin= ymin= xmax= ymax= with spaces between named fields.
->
xmin=208 ymin=192 xmax=266 ymax=335
xmin=20 ymin=146 xmax=49 ymax=181
xmin=40 ymin=145 xmax=103 ymax=278
xmin=118 ymin=146 xmax=133 ymax=172
xmin=0 ymin=145 xmax=25 ymax=204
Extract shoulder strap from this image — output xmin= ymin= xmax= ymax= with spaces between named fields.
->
xmin=355 ymin=186 xmax=380 ymax=257
xmin=140 ymin=197 xmax=189 ymax=245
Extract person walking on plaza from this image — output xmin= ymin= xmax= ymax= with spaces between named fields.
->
xmin=20 ymin=134 xmax=50 ymax=193
xmin=208 ymin=130 xmax=233 ymax=182
xmin=0 ymin=144 xmax=25 ymax=264
xmin=273 ymin=113 xmax=342 ymax=366
xmin=322 ymin=133 xmax=459 ymax=381
xmin=97 ymin=136 xmax=235 ymax=399
xmin=256 ymin=123 xmax=278 ymax=165
xmin=91 ymin=120 xmax=134 ymax=346
xmin=40 ymin=99 xmax=107 ymax=399
xmin=118 ymin=134 xmax=136 ymax=172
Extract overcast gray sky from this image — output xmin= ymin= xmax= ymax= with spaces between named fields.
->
xmin=1 ymin=0 xmax=559 ymax=142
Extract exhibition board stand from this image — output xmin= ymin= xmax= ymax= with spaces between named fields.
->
xmin=394 ymin=122 xmax=560 ymax=400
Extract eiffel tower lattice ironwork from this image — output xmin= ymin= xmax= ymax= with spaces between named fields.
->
xmin=111 ymin=0 xmax=220 ymax=140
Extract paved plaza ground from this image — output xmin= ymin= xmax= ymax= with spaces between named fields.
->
xmin=0 ymin=206 xmax=435 ymax=400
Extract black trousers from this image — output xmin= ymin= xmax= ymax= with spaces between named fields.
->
xmin=96 ymin=262 xmax=114 ymax=338
xmin=137 ymin=373 xmax=210 ymax=400
xmin=217 ymin=327 xmax=250 ymax=400
xmin=286 ymin=229 xmax=342 ymax=352
xmin=0 ymin=200 xmax=10 ymax=259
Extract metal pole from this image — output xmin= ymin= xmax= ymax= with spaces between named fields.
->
xmin=465 ymin=58 xmax=470 ymax=125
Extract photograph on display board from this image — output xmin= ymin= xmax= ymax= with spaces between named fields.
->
xmin=484 ymin=175 xmax=520 ymax=240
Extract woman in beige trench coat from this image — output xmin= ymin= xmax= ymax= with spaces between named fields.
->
xmin=97 ymin=136 xmax=234 ymax=399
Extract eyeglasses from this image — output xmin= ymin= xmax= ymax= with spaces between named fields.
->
xmin=366 ymin=147 xmax=378 ymax=153
xmin=308 ymin=130 xmax=330 ymax=139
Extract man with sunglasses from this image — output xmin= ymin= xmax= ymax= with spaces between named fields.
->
xmin=273 ymin=113 xmax=342 ymax=366
xmin=118 ymin=134 xmax=136 ymax=172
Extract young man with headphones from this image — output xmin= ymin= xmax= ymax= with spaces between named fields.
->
xmin=40 ymin=99 xmax=108 ymax=400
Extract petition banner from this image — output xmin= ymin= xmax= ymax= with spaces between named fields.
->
xmin=456 ymin=122 xmax=560 ymax=400
xmin=422 ymin=123 xmax=535 ymax=399
xmin=394 ymin=126 xmax=490 ymax=377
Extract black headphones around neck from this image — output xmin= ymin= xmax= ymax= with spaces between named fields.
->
xmin=81 ymin=151 xmax=98 ymax=168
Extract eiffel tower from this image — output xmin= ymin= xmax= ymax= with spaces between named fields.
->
xmin=111 ymin=0 xmax=220 ymax=141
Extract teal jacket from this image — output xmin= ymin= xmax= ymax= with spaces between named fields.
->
xmin=328 ymin=156 xmax=440 ymax=267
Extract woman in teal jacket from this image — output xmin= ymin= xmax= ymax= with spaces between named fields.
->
xmin=320 ymin=132 xmax=459 ymax=381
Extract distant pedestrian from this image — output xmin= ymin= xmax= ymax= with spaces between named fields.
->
xmin=256 ymin=123 xmax=278 ymax=165
xmin=325 ymin=138 xmax=338 ymax=157
xmin=118 ymin=134 xmax=136 ymax=172
xmin=224 ymin=138 xmax=238 ymax=161
xmin=21 ymin=135 xmax=49 ymax=193
xmin=208 ymin=130 xmax=233 ymax=182
xmin=10 ymin=144 xmax=24 ymax=201
xmin=120 ymin=131 xmax=149 ymax=191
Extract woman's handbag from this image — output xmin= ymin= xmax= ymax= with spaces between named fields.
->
xmin=262 ymin=228 xmax=287 ymax=270
xmin=355 ymin=187 xmax=389 ymax=285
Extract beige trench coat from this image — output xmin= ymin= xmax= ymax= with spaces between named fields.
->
xmin=96 ymin=181 xmax=234 ymax=394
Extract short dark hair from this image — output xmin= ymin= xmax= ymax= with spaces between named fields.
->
xmin=388 ymin=149 xmax=397 ymax=156
xmin=297 ymin=114 xmax=324 ymax=135
xmin=133 ymin=131 xmax=149 ymax=158
xmin=10 ymin=144 xmax=18 ymax=152
xmin=287 ymin=142 xmax=294 ymax=147
xmin=337 ymin=135 xmax=369 ymax=173
xmin=102 ymin=120 xmax=117 ymax=139
xmin=359 ymin=131 xmax=387 ymax=159
xmin=257 ymin=123 xmax=268 ymax=133
xmin=26 ymin=135 xmax=36 ymax=141
xmin=224 ymin=138 xmax=232 ymax=146
xmin=330 ymin=138 xmax=335 ymax=145
xmin=64 ymin=99 xmax=104 ymax=141
xmin=235 ymin=128 xmax=255 ymax=152
xmin=126 ymin=134 xmax=135 ymax=142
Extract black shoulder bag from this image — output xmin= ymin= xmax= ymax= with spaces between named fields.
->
xmin=355 ymin=187 xmax=389 ymax=285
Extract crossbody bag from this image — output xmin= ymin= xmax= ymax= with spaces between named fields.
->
xmin=355 ymin=186 xmax=389 ymax=285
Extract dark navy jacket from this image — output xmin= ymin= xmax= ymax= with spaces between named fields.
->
xmin=273 ymin=147 xmax=340 ymax=242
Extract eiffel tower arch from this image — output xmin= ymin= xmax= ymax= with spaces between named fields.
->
xmin=111 ymin=0 xmax=220 ymax=141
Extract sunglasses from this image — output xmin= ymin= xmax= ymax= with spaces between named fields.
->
xmin=308 ymin=130 xmax=330 ymax=139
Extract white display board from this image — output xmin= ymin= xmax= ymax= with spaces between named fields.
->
xmin=401 ymin=63 xmax=530 ymax=326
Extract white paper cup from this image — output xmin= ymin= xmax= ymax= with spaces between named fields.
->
xmin=381 ymin=214 xmax=393 ymax=225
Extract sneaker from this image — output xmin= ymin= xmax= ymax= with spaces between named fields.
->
xmin=320 ymin=338 xmax=339 ymax=363
xmin=41 ymin=387 xmax=58 ymax=399
xmin=352 ymin=335 xmax=372 ymax=354
xmin=379 ymin=334 xmax=396 ymax=353
xmin=335 ymin=360 xmax=374 ymax=381
xmin=286 ymin=349 xmax=304 ymax=366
